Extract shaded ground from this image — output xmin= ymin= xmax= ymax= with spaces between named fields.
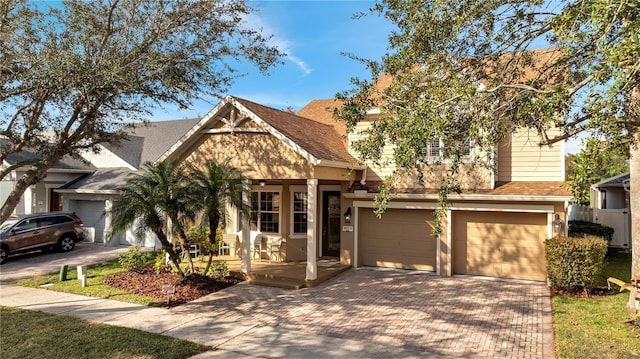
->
xmin=103 ymin=268 xmax=243 ymax=307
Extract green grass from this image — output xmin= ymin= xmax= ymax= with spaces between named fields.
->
xmin=552 ymin=250 xmax=640 ymax=359
xmin=0 ymin=306 xmax=207 ymax=359
xmin=13 ymin=257 xmax=158 ymax=305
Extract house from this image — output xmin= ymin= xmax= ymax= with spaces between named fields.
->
xmin=590 ymin=172 xmax=631 ymax=248
xmin=1 ymin=93 xmax=571 ymax=283
xmin=0 ymin=119 xmax=199 ymax=248
xmin=157 ymin=95 xmax=571 ymax=282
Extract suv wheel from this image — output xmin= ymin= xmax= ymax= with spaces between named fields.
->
xmin=58 ymin=236 xmax=75 ymax=252
xmin=0 ymin=246 xmax=7 ymax=264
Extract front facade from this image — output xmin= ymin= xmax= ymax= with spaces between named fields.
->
xmin=160 ymin=95 xmax=571 ymax=282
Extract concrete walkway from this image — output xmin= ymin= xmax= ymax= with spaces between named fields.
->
xmin=0 ymin=268 xmax=555 ymax=358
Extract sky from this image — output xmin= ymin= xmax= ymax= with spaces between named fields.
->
xmin=150 ymin=0 xmax=392 ymax=119
xmin=147 ymin=0 xmax=583 ymax=153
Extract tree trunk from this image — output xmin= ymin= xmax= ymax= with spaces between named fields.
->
xmin=0 ymin=162 xmax=53 ymax=223
xmin=631 ymin=132 xmax=639 ymax=277
xmin=203 ymin=214 xmax=220 ymax=276
xmin=153 ymin=228 xmax=186 ymax=279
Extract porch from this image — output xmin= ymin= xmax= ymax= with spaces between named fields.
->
xmin=218 ymin=256 xmax=351 ymax=290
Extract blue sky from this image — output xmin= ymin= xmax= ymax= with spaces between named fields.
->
xmin=150 ymin=0 xmax=393 ymax=120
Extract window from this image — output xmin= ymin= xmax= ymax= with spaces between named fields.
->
xmin=291 ymin=191 xmax=308 ymax=234
xmin=420 ymin=138 xmax=472 ymax=162
xmin=251 ymin=191 xmax=280 ymax=233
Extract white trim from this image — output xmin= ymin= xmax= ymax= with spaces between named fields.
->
xmin=446 ymin=210 xmax=452 ymax=276
xmin=201 ymin=128 xmax=267 ymax=134
xmin=289 ymin=186 xmax=309 ymax=236
xmin=354 ymin=200 xmax=554 ymax=213
xmin=306 ymin=179 xmax=318 ymax=280
xmin=547 ymin=212 xmax=554 ymax=239
xmin=345 ymin=192 xmax=571 ymax=202
xmin=354 ymin=206 xmax=359 ymax=268
xmin=54 ymin=189 xmax=119 ymax=195
xmin=366 ymin=108 xmax=381 ymax=115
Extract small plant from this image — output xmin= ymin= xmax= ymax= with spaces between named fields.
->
xmin=545 ymin=235 xmax=608 ymax=293
xmin=118 ymin=246 xmax=148 ymax=272
xmin=154 ymin=250 xmax=171 ymax=273
xmin=209 ymin=260 xmax=229 ymax=279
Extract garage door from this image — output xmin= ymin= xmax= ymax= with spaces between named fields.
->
xmin=71 ymin=200 xmax=106 ymax=243
xmin=452 ymin=211 xmax=547 ymax=281
xmin=359 ymin=208 xmax=437 ymax=271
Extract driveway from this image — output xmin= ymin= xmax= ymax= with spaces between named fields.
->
xmin=0 ymin=242 xmax=132 ymax=284
xmin=173 ymin=269 xmax=554 ymax=358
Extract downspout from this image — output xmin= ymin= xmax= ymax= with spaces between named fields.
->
xmin=360 ymin=167 xmax=367 ymax=186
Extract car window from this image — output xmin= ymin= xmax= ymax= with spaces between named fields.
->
xmin=39 ymin=217 xmax=59 ymax=227
xmin=0 ymin=219 xmax=19 ymax=232
xmin=55 ymin=216 xmax=74 ymax=224
xmin=15 ymin=218 xmax=38 ymax=231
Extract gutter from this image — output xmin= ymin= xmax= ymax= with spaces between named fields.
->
xmin=344 ymin=192 xmax=572 ymax=202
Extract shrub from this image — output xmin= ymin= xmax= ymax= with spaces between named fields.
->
xmin=118 ymin=246 xmax=155 ymax=272
xmin=545 ymin=236 xmax=608 ymax=293
xmin=568 ymin=220 xmax=614 ymax=241
xmin=209 ymin=260 xmax=228 ymax=278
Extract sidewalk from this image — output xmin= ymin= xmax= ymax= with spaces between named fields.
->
xmin=0 ymin=284 xmax=433 ymax=359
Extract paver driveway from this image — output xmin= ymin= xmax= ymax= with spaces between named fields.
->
xmin=173 ymin=269 xmax=554 ymax=358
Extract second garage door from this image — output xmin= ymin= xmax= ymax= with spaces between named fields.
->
xmin=452 ymin=211 xmax=547 ymax=281
xmin=359 ymin=208 xmax=437 ymax=271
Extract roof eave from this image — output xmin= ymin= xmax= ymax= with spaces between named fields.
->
xmin=344 ymin=192 xmax=572 ymax=202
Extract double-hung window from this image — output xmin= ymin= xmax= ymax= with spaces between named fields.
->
xmin=420 ymin=138 xmax=473 ymax=162
xmin=290 ymin=188 xmax=308 ymax=235
xmin=250 ymin=190 xmax=280 ymax=233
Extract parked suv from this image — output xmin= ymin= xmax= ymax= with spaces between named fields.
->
xmin=0 ymin=212 xmax=84 ymax=264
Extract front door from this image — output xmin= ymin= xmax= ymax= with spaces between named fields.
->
xmin=322 ymin=191 xmax=341 ymax=257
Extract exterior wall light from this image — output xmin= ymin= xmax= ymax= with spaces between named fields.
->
xmin=553 ymin=213 xmax=564 ymax=236
xmin=344 ymin=207 xmax=352 ymax=223
xmin=258 ymin=180 xmax=266 ymax=187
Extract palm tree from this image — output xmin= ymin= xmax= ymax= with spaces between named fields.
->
xmin=108 ymin=159 xmax=193 ymax=279
xmin=188 ymin=159 xmax=249 ymax=276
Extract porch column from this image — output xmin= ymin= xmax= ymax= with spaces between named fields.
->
xmin=306 ymin=179 xmax=318 ymax=280
xmin=240 ymin=180 xmax=251 ymax=273
xmin=23 ymin=186 xmax=33 ymax=214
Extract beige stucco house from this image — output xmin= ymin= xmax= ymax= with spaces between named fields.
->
xmin=160 ymin=95 xmax=571 ymax=282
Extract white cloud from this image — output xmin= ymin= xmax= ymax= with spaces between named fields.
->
xmin=242 ymin=12 xmax=312 ymax=76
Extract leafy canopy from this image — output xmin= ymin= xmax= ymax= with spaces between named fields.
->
xmin=335 ymin=0 xmax=639 ymax=231
xmin=0 ymin=0 xmax=281 ymax=222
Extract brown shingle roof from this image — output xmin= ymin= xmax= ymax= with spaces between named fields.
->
xmin=296 ymin=99 xmax=347 ymax=138
xmin=233 ymin=97 xmax=359 ymax=164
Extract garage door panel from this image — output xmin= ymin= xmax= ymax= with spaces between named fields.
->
xmin=453 ymin=211 xmax=547 ymax=281
xmin=360 ymin=209 xmax=436 ymax=271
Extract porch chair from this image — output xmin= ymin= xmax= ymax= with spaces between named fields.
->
xmin=250 ymin=231 xmax=264 ymax=261
xmin=266 ymin=235 xmax=283 ymax=263
xmin=218 ymin=233 xmax=238 ymax=257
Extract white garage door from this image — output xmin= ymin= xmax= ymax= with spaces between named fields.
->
xmin=452 ymin=211 xmax=547 ymax=281
xmin=71 ymin=200 xmax=106 ymax=243
xmin=359 ymin=208 xmax=437 ymax=271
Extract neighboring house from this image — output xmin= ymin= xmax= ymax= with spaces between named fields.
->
xmin=0 ymin=119 xmax=199 ymax=248
xmin=590 ymin=172 xmax=631 ymax=248
xmin=159 ymin=95 xmax=571 ymax=282
xmin=0 ymin=143 xmax=95 ymax=215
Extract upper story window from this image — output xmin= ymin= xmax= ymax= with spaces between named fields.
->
xmin=250 ymin=190 xmax=280 ymax=233
xmin=420 ymin=138 xmax=472 ymax=163
xmin=291 ymin=191 xmax=308 ymax=235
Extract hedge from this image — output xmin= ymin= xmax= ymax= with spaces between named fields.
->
xmin=568 ymin=220 xmax=614 ymax=241
xmin=545 ymin=235 xmax=608 ymax=292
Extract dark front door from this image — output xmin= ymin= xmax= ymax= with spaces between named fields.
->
xmin=322 ymin=191 xmax=341 ymax=257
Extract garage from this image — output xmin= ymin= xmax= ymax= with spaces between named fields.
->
xmin=359 ymin=208 xmax=437 ymax=271
xmin=452 ymin=211 xmax=547 ymax=281
xmin=70 ymin=200 xmax=107 ymax=243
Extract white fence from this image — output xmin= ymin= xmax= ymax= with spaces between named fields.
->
xmin=567 ymin=204 xmax=593 ymax=222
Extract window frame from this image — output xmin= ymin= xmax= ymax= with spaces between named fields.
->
xmin=289 ymin=185 xmax=309 ymax=238
xmin=249 ymin=185 xmax=282 ymax=235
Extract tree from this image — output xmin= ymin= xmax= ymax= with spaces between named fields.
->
xmin=0 ymin=0 xmax=281 ymax=223
xmin=335 ymin=1 xmax=639 ymax=269
xmin=566 ymin=139 xmax=630 ymax=205
xmin=108 ymin=160 xmax=193 ymax=279
xmin=187 ymin=159 xmax=249 ymax=276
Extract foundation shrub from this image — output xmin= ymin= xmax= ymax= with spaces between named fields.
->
xmin=545 ymin=235 xmax=608 ymax=292
xmin=568 ymin=220 xmax=614 ymax=241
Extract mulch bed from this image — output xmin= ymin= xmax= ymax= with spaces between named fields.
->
xmin=103 ymin=267 xmax=243 ymax=307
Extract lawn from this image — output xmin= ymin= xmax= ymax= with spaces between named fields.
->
xmin=13 ymin=256 xmax=158 ymax=305
xmin=552 ymin=250 xmax=640 ymax=359
xmin=0 ymin=306 xmax=207 ymax=359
